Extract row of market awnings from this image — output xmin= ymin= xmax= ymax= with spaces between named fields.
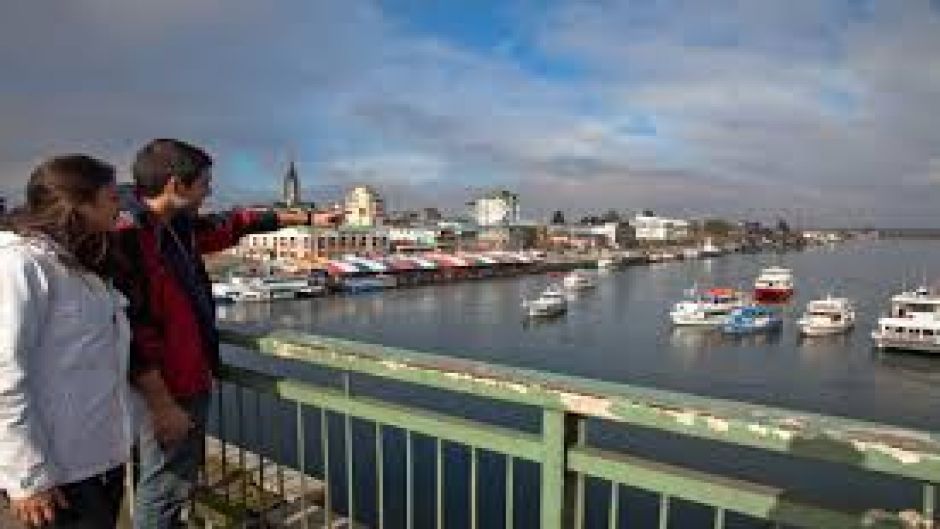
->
xmin=323 ymin=252 xmax=537 ymax=275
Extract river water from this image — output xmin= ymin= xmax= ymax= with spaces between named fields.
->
xmin=217 ymin=239 xmax=940 ymax=528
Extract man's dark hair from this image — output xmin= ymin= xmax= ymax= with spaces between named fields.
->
xmin=132 ymin=138 xmax=212 ymax=198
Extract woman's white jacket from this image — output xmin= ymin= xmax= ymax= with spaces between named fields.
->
xmin=0 ymin=231 xmax=133 ymax=498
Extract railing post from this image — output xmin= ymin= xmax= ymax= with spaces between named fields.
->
xmin=541 ymin=409 xmax=579 ymax=529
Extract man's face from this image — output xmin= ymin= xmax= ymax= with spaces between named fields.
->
xmin=170 ymin=168 xmax=213 ymax=213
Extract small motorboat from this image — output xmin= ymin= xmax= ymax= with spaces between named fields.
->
xmin=524 ymin=286 xmax=568 ymax=317
xmin=722 ymin=305 xmax=783 ymax=334
xmin=797 ymin=297 xmax=856 ymax=336
xmin=754 ymin=267 xmax=794 ymax=302
xmin=670 ymin=287 xmax=747 ymax=327
xmin=562 ymin=270 xmax=597 ymax=291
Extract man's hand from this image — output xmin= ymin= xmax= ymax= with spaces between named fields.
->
xmin=149 ymin=398 xmax=194 ymax=446
xmin=133 ymin=370 xmax=195 ymax=446
xmin=276 ymin=210 xmax=310 ymax=226
xmin=10 ymin=488 xmax=68 ymax=527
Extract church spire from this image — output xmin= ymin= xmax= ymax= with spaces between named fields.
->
xmin=283 ymin=158 xmax=300 ymax=207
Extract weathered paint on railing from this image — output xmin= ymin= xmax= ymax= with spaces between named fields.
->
xmin=212 ymin=328 xmax=940 ymax=528
xmin=221 ymin=329 xmax=940 ymax=483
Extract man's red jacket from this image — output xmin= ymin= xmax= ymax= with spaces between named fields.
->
xmin=115 ymin=206 xmax=279 ymax=397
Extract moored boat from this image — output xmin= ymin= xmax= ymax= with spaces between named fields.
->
xmin=722 ymin=305 xmax=783 ymax=334
xmin=524 ymin=285 xmax=568 ymax=317
xmin=797 ymin=296 xmax=856 ymax=336
xmin=754 ymin=267 xmax=794 ymax=302
xmin=872 ymin=286 xmax=940 ymax=353
xmin=670 ymin=287 xmax=747 ymax=327
xmin=563 ymin=270 xmax=597 ymax=290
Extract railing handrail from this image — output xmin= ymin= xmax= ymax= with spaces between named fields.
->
xmin=220 ymin=328 xmax=940 ymax=484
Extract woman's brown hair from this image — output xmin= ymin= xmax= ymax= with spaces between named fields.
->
xmin=3 ymin=154 xmax=116 ymax=275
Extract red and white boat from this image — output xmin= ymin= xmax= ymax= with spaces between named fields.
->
xmin=753 ymin=267 xmax=794 ymax=302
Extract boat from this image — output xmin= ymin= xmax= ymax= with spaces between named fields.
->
xmin=563 ymin=270 xmax=597 ymax=290
xmin=700 ymin=238 xmax=723 ymax=258
xmin=212 ymin=276 xmax=324 ymax=303
xmin=620 ymin=250 xmax=646 ymax=265
xmin=753 ymin=267 xmax=794 ymax=302
xmin=797 ymin=297 xmax=856 ymax=336
xmin=597 ymin=257 xmax=620 ymax=270
xmin=670 ymin=287 xmax=747 ymax=327
xmin=871 ymin=286 xmax=940 ymax=353
xmin=722 ymin=305 xmax=783 ymax=334
xmin=681 ymin=248 xmax=702 ymax=260
xmin=524 ymin=286 xmax=568 ymax=317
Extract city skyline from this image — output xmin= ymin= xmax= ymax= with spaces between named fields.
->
xmin=3 ymin=1 xmax=940 ymax=227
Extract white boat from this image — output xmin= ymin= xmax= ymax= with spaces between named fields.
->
xmin=525 ymin=286 xmax=568 ymax=317
xmin=872 ymin=286 xmax=940 ymax=353
xmin=797 ymin=297 xmax=856 ymax=336
xmin=670 ymin=287 xmax=747 ymax=327
xmin=597 ymin=257 xmax=620 ymax=270
xmin=212 ymin=276 xmax=323 ymax=303
xmin=681 ymin=248 xmax=702 ymax=260
xmin=563 ymin=270 xmax=597 ymax=290
xmin=701 ymin=238 xmax=723 ymax=258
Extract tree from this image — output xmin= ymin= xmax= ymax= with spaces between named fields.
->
xmin=776 ymin=218 xmax=791 ymax=233
xmin=551 ymin=210 xmax=566 ymax=224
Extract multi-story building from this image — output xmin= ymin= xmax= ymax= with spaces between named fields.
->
xmin=241 ymin=226 xmax=390 ymax=262
xmin=387 ymin=227 xmax=458 ymax=253
xmin=546 ymin=222 xmax=636 ymax=249
xmin=632 ymin=214 xmax=690 ymax=242
xmin=344 ymin=186 xmax=385 ymax=227
xmin=470 ymin=190 xmax=520 ymax=227
xmin=472 ymin=224 xmax=539 ymax=251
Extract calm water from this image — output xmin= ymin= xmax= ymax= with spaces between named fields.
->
xmin=220 ymin=239 xmax=940 ymax=429
xmin=217 ymin=239 xmax=940 ymax=528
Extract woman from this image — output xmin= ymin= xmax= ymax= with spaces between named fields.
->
xmin=0 ymin=155 xmax=132 ymax=527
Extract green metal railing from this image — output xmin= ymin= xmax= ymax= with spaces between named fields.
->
xmin=200 ymin=328 xmax=940 ymax=528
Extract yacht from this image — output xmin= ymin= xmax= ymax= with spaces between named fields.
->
xmin=670 ymin=287 xmax=746 ymax=327
xmin=563 ymin=270 xmax=597 ymax=290
xmin=754 ymin=267 xmax=794 ymax=302
xmin=722 ymin=305 xmax=783 ymax=334
xmin=681 ymin=248 xmax=702 ymax=260
xmin=872 ymin=286 xmax=940 ymax=353
xmin=525 ymin=286 xmax=568 ymax=318
xmin=597 ymin=256 xmax=621 ymax=270
xmin=797 ymin=297 xmax=856 ymax=336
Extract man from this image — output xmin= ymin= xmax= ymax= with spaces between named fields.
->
xmin=115 ymin=139 xmax=307 ymax=528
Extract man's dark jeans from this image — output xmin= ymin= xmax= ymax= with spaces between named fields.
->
xmin=134 ymin=394 xmax=209 ymax=529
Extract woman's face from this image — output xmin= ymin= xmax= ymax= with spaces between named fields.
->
xmin=77 ymin=182 xmax=121 ymax=233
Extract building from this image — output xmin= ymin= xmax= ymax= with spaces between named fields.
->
xmin=387 ymin=227 xmax=458 ymax=253
xmin=470 ymin=190 xmax=520 ymax=227
xmin=344 ymin=186 xmax=385 ymax=227
xmin=241 ymin=226 xmax=390 ymax=262
xmin=546 ymin=222 xmax=636 ymax=250
xmin=632 ymin=214 xmax=690 ymax=242
xmin=472 ymin=225 xmax=539 ymax=251
xmin=283 ymin=160 xmax=301 ymax=207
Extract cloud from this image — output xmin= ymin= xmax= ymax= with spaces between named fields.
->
xmin=1 ymin=1 xmax=940 ymax=226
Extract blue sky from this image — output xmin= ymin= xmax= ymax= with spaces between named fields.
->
xmin=2 ymin=1 xmax=940 ymax=226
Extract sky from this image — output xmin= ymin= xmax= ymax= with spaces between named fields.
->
xmin=2 ymin=0 xmax=940 ymax=227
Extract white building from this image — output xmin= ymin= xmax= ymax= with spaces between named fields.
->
xmin=632 ymin=215 xmax=691 ymax=242
xmin=344 ymin=185 xmax=385 ymax=227
xmin=470 ymin=190 xmax=520 ymax=227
